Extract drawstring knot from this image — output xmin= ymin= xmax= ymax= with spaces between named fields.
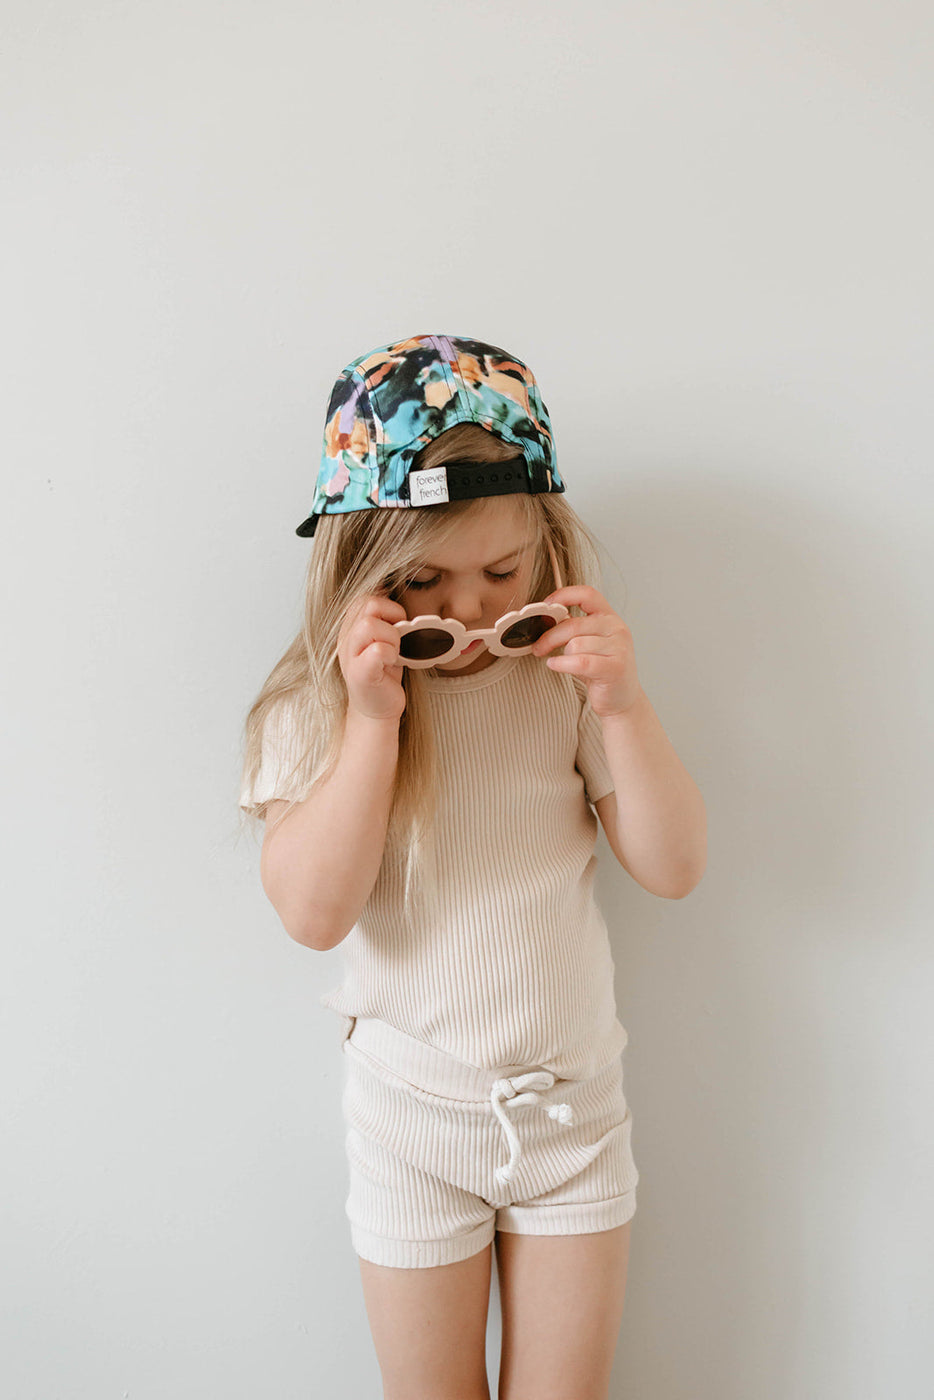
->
xmin=547 ymin=1102 xmax=574 ymax=1125
xmin=490 ymin=1071 xmax=574 ymax=1186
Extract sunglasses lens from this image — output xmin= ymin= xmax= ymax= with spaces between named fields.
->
xmin=501 ymin=613 xmax=557 ymax=649
xmin=399 ymin=628 xmax=455 ymax=661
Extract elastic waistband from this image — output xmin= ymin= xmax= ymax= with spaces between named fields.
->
xmin=343 ymin=1015 xmax=621 ymax=1102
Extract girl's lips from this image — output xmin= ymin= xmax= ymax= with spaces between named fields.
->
xmin=462 ymin=639 xmax=483 ymax=653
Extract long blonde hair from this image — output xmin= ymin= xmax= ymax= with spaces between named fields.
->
xmin=239 ymin=423 xmax=612 ymax=903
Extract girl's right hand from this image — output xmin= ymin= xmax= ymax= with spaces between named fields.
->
xmin=337 ymin=593 xmax=409 ymax=722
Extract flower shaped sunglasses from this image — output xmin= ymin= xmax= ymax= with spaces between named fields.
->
xmin=393 ymin=536 xmax=569 ymax=668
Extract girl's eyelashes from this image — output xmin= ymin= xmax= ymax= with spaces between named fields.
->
xmin=404 ymin=567 xmax=520 ymax=592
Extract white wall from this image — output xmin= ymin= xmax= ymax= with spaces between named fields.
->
xmin=3 ymin=2 xmax=932 ymax=1396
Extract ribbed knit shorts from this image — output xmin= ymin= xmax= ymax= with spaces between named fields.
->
xmin=337 ymin=1014 xmax=639 ymax=1270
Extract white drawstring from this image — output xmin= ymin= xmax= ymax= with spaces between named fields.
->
xmin=491 ymin=1071 xmax=574 ymax=1186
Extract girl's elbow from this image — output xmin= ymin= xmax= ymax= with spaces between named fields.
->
xmin=291 ymin=915 xmax=353 ymax=951
xmin=288 ymin=916 xmax=345 ymax=951
xmin=668 ymin=862 xmax=706 ymax=899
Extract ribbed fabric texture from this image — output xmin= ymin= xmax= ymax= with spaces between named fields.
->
xmin=241 ymin=651 xmax=627 ymax=1081
xmin=341 ymin=1014 xmax=638 ymax=1268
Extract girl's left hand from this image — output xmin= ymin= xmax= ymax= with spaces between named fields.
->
xmin=532 ymin=586 xmax=644 ymax=719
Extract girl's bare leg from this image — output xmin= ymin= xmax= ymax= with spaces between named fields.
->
xmin=358 ymin=1242 xmax=495 ymax=1400
xmin=494 ymin=1220 xmax=632 ymax=1400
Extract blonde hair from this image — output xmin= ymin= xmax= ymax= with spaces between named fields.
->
xmin=239 ymin=423 xmax=611 ymax=904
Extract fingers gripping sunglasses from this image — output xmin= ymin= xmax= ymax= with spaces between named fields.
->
xmin=393 ymin=536 xmax=569 ymax=668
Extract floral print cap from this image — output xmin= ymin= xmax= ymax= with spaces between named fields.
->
xmin=295 ymin=332 xmax=565 ymax=537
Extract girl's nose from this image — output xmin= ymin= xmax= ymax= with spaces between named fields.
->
xmin=440 ymin=586 xmax=486 ymax=625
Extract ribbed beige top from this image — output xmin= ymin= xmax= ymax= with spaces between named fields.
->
xmin=241 ymin=652 xmax=628 ymax=1080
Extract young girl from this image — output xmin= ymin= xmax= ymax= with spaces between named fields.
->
xmin=240 ymin=333 xmax=706 ymax=1400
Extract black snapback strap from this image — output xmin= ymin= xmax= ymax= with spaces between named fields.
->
xmin=402 ymin=459 xmax=536 ymax=506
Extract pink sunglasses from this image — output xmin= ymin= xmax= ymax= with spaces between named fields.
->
xmin=393 ymin=536 xmax=569 ymax=668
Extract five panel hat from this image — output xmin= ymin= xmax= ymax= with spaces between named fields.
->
xmin=294 ymin=332 xmax=566 ymax=538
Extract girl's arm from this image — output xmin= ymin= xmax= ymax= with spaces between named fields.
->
xmin=532 ymin=583 xmax=706 ymax=899
xmin=597 ymin=689 xmax=707 ymax=899
xmin=259 ymin=709 xmax=401 ymax=950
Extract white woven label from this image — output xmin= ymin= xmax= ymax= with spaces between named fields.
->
xmin=408 ymin=466 xmax=449 ymax=507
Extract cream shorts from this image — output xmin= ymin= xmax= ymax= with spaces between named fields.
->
xmin=337 ymin=1014 xmax=639 ymax=1270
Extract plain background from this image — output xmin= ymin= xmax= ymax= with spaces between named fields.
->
xmin=3 ymin=2 xmax=933 ymax=1397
